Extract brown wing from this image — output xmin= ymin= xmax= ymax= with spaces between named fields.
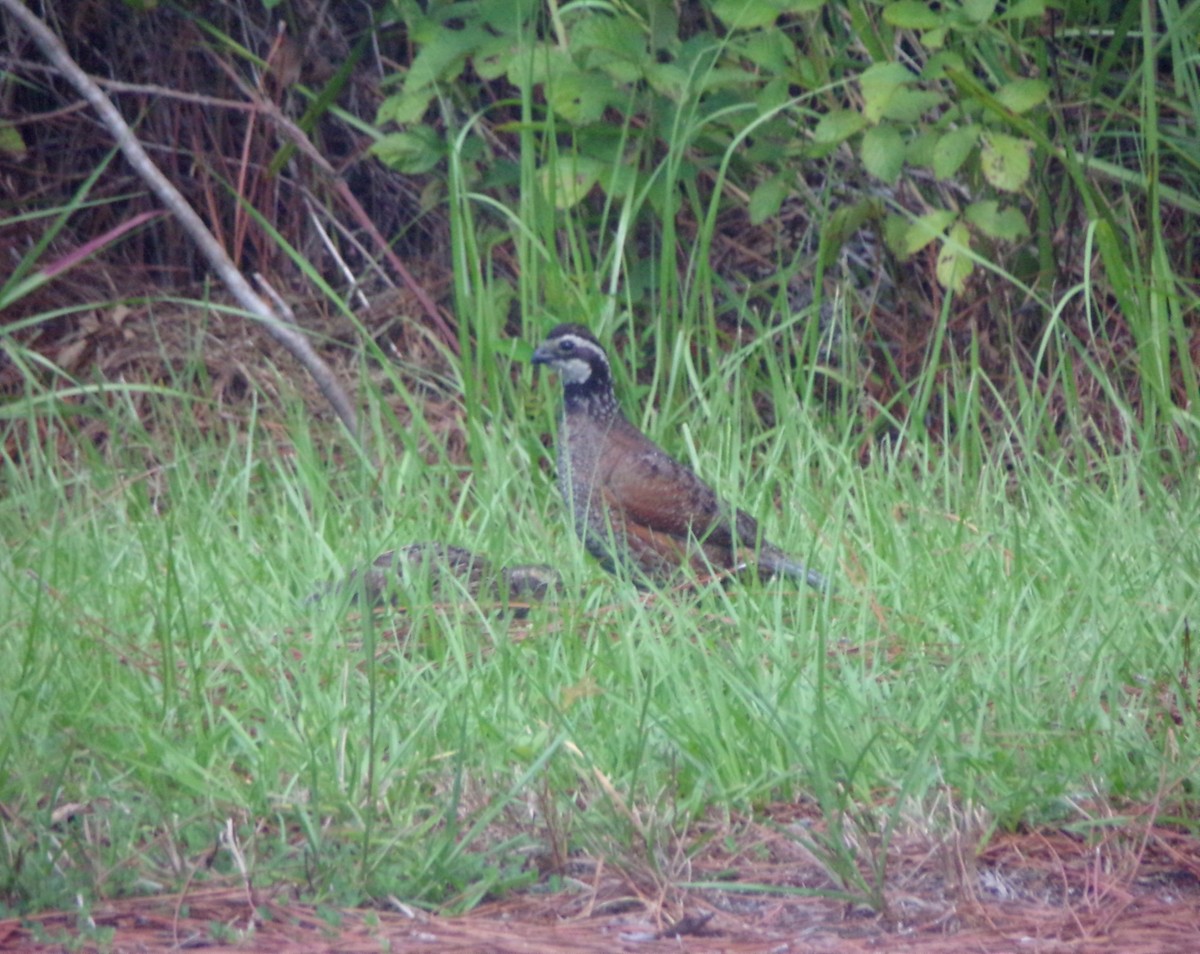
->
xmin=597 ymin=419 xmax=748 ymax=555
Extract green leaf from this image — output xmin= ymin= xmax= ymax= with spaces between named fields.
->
xmin=962 ymin=0 xmax=998 ymax=23
xmin=813 ymin=109 xmax=866 ymax=144
xmin=647 ymin=1 xmax=681 ymax=51
xmin=904 ymin=209 xmax=956 ymax=256
xmin=749 ymin=175 xmax=790 ymax=225
xmin=0 ymin=124 xmax=26 ymax=156
xmin=980 ymin=132 xmax=1033 ymax=192
xmin=572 ymin=15 xmax=647 ymax=84
xmin=546 ymin=68 xmax=612 ymax=124
xmin=881 ymin=88 xmax=945 ymax=122
xmin=645 ymin=61 xmax=689 ymax=99
xmin=932 ymin=125 xmax=979 ymax=180
xmin=712 ymin=0 xmax=823 ymax=30
xmin=756 ymin=77 xmax=793 ymax=112
xmin=405 ymin=28 xmax=479 ymax=91
xmin=573 ymin=14 xmax=645 ymax=57
xmin=965 ymin=200 xmax=1030 ymax=241
xmin=378 ymin=25 xmax=484 ymax=125
xmin=860 ymin=62 xmax=914 ymax=124
xmin=478 ymin=0 xmax=541 ymax=28
xmin=825 ymin=199 xmax=876 ymax=245
xmin=995 ymin=79 xmax=1049 ymax=114
xmin=735 ymin=31 xmax=796 ymax=72
xmin=923 ymin=51 xmax=967 ymax=80
xmin=475 ymin=34 xmax=517 ymax=81
xmin=922 ymin=26 xmax=949 ymax=50
xmin=818 ymin=199 xmax=878 ymax=270
xmin=712 ymin=0 xmax=781 ymax=30
xmin=539 ymin=157 xmax=606 ymax=209
xmin=1093 ymin=218 xmax=1136 ymax=322
xmin=882 ymin=213 xmax=910 ymax=257
xmin=1000 ymin=0 xmax=1048 ymax=19
xmin=906 ymin=129 xmax=939 ymax=168
xmin=701 ymin=67 xmax=763 ymax=92
xmin=936 ymin=222 xmax=974 ymax=292
xmin=861 ymin=124 xmax=905 ymax=183
xmin=377 ymin=89 xmax=433 ymax=126
xmin=370 ymin=128 xmax=446 ymax=174
xmin=883 ymin=0 xmax=945 ymax=29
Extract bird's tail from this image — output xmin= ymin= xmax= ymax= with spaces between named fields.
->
xmin=756 ymin=546 xmax=831 ymax=593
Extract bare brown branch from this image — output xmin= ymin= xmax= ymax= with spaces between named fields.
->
xmin=1 ymin=0 xmax=361 ymax=441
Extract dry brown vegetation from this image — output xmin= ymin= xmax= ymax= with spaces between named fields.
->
xmin=3 ymin=800 xmax=1200 ymax=951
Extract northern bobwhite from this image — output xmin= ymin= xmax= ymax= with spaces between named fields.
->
xmin=531 ymin=324 xmax=828 ymax=591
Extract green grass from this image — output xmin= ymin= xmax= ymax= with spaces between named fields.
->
xmin=4 ymin=0 xmax=1198 ymax=933
xmin=2 ymin=334 xmax=1197 ymax=916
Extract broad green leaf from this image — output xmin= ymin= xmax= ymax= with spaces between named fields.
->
xmin=965 ymin=200 xmax=1030 ymax=241
xmin=962 ymin=0 xmax=998 ymax=23
xmin=546 ymin=68 xmax=612 ymax=124
xmin=379 ymin=27 xmax=480 ymax=125
xmin=860 ymin=62 xmax=914 ymax=124
xmin=923 ymin=51 xmax=967 ymax=80
xmin=478 ymin=0 xmax=540 ymax=28
xmin=932 ymin=125 xmax=979 ymax=180
xmin=922 ymin=26 xmax=949 ymax=50
xmin=645 ymin=61 xmax=689 ymax=98
xmin=572 ymin=15 xmax=647 ymax=84
xmin=980 ymin=132 xmax=1033 ymax=192
xmin=813 ymin=109 xmax=867 ymax=144
xmin=936 ymin=222 xmax=974 ymax=292
xmin=749 ymin=175 xmax=790 ymax=225
xmin=861 ymin=124 xmax=905 ymax=183
xmin=712 ymin=0 xmax=780 ymax=30
xmin=995 ymin=79 xmax=1049 ymax=114
xmin=792 ymin=55 xmax=822 ymax=90
xmin=572 ymin=13 xmax=645 ymax=59
xmin=524 ymin=46 xmax=569 ymax=88
xmin=539 ymin=157 xmax=606 ymax=209
xmin=596 ymin=158 xmax=640 ymax=199
xmin=377 ymin=89 xmax=436 ymax=126
xmin=906 ymin=129 xmax=939 ymax=168
xmin=735 ymin=31 xmax=796 ymax=72
xmin=881 ymin=88 xmax=945 ymax=122
xmin=647 ymin=1 xmax=681 ymax=51
xmin=904 ymin=209 xmax=956 ymax=256
xmin=405 ymin=29 xmax=479 ymax=91
xmin=756 ymin=76 xmax=793 ymax=112
xmin=475 ymin=34 xmax=517 ymax=80
xmin=1000 ymin=0 xmax=1047 ymax=18
xmin=883 ymin=1 xmax=945 ymax=29
xmin=370 ymin=129 xmax=445 ymax=174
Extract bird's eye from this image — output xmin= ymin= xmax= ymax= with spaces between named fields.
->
xmin=560 ymin=340 xmax=574 ymax=352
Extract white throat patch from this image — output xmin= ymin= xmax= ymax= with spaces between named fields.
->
xmin=557 ymin=356 xmax=594 ymax=384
